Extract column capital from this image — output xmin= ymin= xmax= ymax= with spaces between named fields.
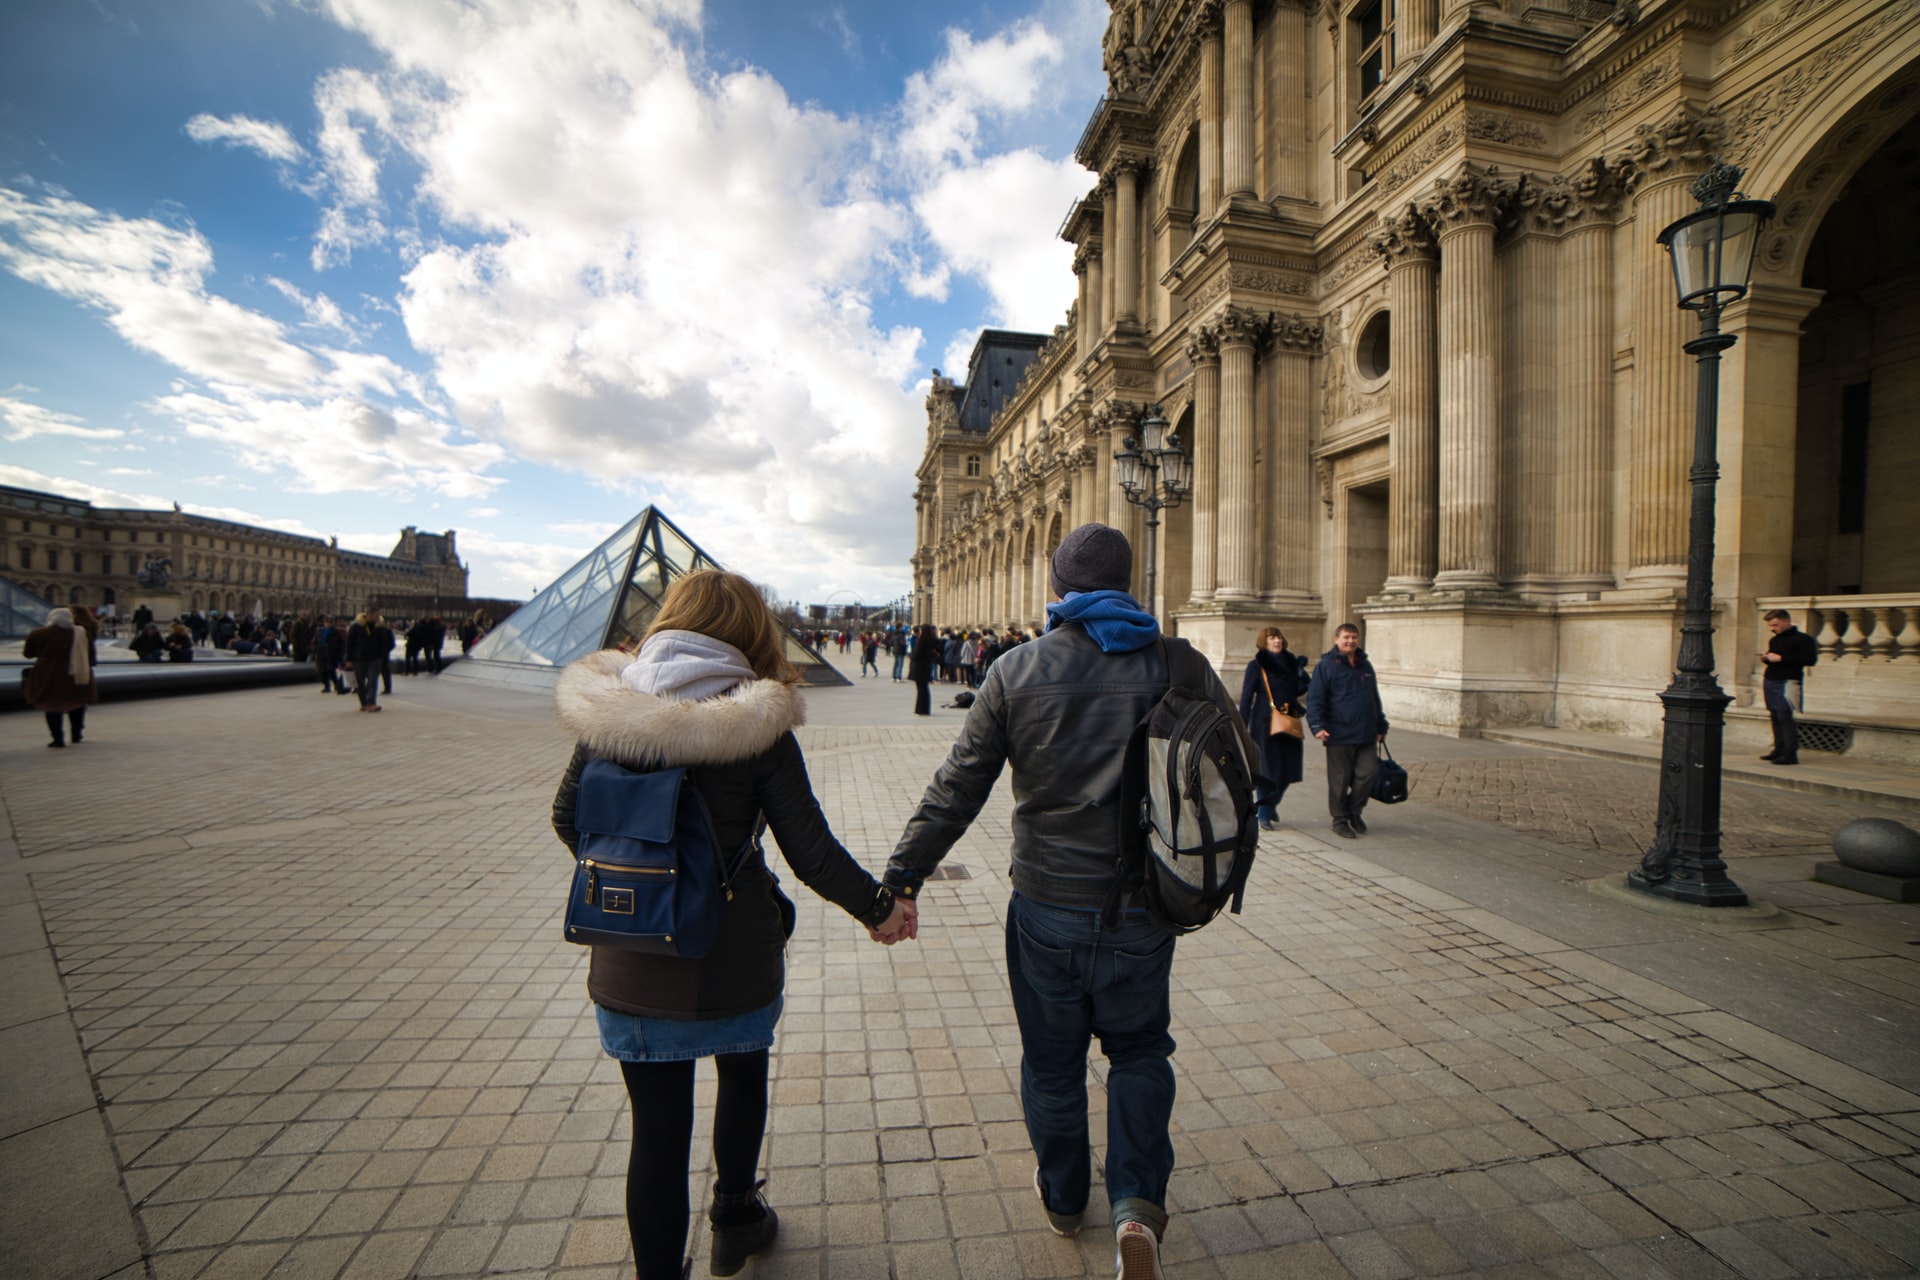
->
xmin=1515 ymin=159 xmax=1630 ymax=232
xmin=1185 ymin=326 xmax=1221 ymax=366
xmin=1106 ymin=155 xmax=1149 ymax=184
xmin=1193 ymin=1 xmax=1223 ymax=40
xmin=1415 ymin=162 xmax=1519 ymax=234
xmin=1206 ymin=304 xmax=1269 ymax=349
xmin=1369 ymin=206 xmax=1437 ymax=266
xmin=1608 ymin=108 xmax=1725 ymax=198
xmin=1269 ymin=312 xmax=1325 ymax=353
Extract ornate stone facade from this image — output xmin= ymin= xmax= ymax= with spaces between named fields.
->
xmin=911 ymin=0 xmax=1920 ymax=758
xmin=0 ymin=484 xmax=470 ymax=620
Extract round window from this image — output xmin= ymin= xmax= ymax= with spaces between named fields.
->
xmin=1356 ymin=311 xmax=1391 ymax=380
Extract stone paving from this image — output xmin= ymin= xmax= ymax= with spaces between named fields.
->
xmin=4 ymin=655 xmax=1920 ymax=1280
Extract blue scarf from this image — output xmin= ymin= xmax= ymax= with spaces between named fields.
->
xmin=1045 ymin=590 xmax=1160 ymax=654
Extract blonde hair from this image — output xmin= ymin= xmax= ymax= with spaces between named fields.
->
xmin=1256 ymin=625 xmax=1287 ymax=649
xmin=646 ymin=570 xmax=800 ymax=686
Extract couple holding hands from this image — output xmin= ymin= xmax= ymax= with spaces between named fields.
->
xmin=554 ymin=527 xmax=1229 ymax=1280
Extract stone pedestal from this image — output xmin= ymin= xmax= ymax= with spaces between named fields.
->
xmin=1174 ymin=601 xmax=1326 ymax=685
xmin=1360 ymin=594 xmax=1557 ymax=735
xmin=131 ymin=591 xmax=187 ymax=624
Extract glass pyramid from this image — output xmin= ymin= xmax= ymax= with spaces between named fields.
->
xmin=1 ymin=576 xmax=54 ymax=639
xmin=468 ymin=507 xmax=846 ymax=685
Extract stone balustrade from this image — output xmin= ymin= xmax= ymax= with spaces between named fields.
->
xmin=1757 ymin=595 xmax=1920 ymax=662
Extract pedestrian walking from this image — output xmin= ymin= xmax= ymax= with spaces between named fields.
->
xmin=859 ymin=631 xmax=880 ymax=678
xmin=884 ymin=523 xmax=1243 ymax=1279
xmin=1303 ymin=622 xmax=1389 ymax=838
xmin=345 ymin=612 xmax=393 ymax=711
xmin=1238 ymin=626 xmax=1306 ymax=830
xmin=907 ymin=623 xmax=938 ymax=716
xmin=1758 ymin=608 xmax=1820 ymax=766
xmin=549 ymin=569 xmax=912 ymax=1280
xmin=888 ymin=625 xmax=907 ymax=681
xmin=23 ymin=607 xmax=99 ymax=748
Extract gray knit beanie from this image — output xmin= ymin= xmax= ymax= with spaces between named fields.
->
xmin=1050 ymin=523 xmax=1133 ymax=597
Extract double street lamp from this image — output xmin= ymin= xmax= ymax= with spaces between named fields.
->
xmin=1113 ymin=404 xmax=1192 ymax=620
xmin=1629 ymin=162 xmax=1776 ymax=907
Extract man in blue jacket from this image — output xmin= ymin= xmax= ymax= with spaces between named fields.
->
xmin=1304 ymin=622 xmax=1389 ymax=838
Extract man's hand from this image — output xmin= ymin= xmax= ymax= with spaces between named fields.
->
xmin=868 ymin=898 xmax=919 ymax=945
xmin=1315 ymin=729 xmax=1330 ymax=742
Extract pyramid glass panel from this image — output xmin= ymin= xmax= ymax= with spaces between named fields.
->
xmin=465 ymin=507 xmax=847 ymax=685
xmin=1 ymin=577 xmax=54 ymax=638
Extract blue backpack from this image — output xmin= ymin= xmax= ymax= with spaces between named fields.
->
xmin=563 ymin=758 xmax=752 ymax=958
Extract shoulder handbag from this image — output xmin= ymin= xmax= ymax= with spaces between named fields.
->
xmin=1260 ymin=666 xmax=1306 ymax=739
xmin=564 ymin=758 xmax=754 ymax=958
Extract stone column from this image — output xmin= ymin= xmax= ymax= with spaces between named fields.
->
xmin=1419 ymin=164 xmax=1514 ymax=591
xmin=1222 ymin=0 xmax=1256 ymax=201
xmin=1086 ymin=239 xmax=1106 ymax=344
xmin=1100 ymin=181 xmax=1118 ymax=337
xmin=1502 ymin=203 xmax=1558 ymax=586
xmin=1404 ymin=0 xmax=1438 ymax=52
xmin=1616 ymin=113 xmax=1722 ymax=585
xmin=1074 ymin=251 xmax=1093 ymax=364
xmin=1214 ymin=308 xmax=1264 ymax=599
xmin=1007 ymin=525 xmax=1025 ymax=626
xmin=1188 ymin=329 xmax=1221 ymax=602
xmin=1197 ymin=3 xmax=1223 ymax=216
xmin=1030 ymin=512 xmax=1050 ymax=620
xmin=1106 ymin=405 xmax=1146 ymax=596
xmin=1113 ymin=161 xmax=1141 ymax=326
xmin=1370 ymin=209 xmax=1439 ymax=593
xmin=1269 ymin=315 xmax=1322 ymax=594
xmin=1546 ymin=162 xmax=1626 ymax=591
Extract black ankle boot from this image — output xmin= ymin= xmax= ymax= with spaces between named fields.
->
xmin=708 ymin=1180 xmax=777 ymax=1277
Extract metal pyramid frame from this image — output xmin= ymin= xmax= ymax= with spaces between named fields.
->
xmin=467 ymin=507 xmax=846 ymax=685
xmin=1 ymin=576 xmax=54 ymax=639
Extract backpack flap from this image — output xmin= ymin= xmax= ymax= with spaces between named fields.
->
xmin=565 ymin=759 xmax=731 ymax=958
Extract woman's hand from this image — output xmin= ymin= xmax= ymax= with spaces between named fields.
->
xmin=868 ymin=898 xmax=919 ymax=945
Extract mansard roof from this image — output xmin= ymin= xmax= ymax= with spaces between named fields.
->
xmin=955 ymin=329 xmax=1049 ymax=435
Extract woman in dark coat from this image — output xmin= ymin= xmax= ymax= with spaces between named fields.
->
xmin=907 ymin=623 xmax=939 ymax=716
xmin=1238 ymin=625 xmax=1306 ymax=829
xmin=22 ymin=607 xmax=99 ymax=747
xmin=551 ymin=570 xmax=911 ymax=1280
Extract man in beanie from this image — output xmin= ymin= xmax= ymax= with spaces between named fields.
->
xmin=882 ymin=522 xmax=1242 ymax=1279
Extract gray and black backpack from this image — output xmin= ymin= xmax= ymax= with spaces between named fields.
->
xmin=1103 ymin=638 xmax=1262 ymax=933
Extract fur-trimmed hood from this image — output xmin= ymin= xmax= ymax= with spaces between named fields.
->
xmin=555 ymin=648 xmax=804 ymax=767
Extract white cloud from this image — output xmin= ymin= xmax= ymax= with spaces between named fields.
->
xmin=897 ymin=23 xmax=1067 ymax=173
xmin=0 ymin=462 xmax=324 ymax=535
xmin=185 ymin=113 xmax=305 ymax=164
xmin=267 ymin=276 xmax=364 ymax=341
xmin=310 ymin=68 xmax=391 ymax=269
xmin=0 ymin=394 xmax=124 ymax=441
xmin=914 ymin=148 xmax=1083 ymax=329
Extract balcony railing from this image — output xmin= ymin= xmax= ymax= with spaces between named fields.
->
xmin=1756 ymin=594 xmax=1920 ymax=662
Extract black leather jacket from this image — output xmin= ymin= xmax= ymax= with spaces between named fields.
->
xmin=885 ymin=623 xmax=1242 ymax=910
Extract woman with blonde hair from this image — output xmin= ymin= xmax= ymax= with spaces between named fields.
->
xmin=551 ymin=569 xmax=912 ymax=1279
xmin=1238 ymin=625 xmax=1307 ymax=830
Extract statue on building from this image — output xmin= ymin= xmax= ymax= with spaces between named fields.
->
xmin=1103 ymin=0 xmax=1154 ymax=94
xmin=135 ymin=551 xmax=175 ymax=590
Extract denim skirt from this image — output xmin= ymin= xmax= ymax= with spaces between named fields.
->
xmin=595 ymin=995 xmax=783 ymax=1063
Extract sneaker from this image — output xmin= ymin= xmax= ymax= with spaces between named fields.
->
xmin=1033 ymin=1168 xmax=1083 ymax=1237
xmin=1115 ymin=1220 xmax=1163 ymax=1279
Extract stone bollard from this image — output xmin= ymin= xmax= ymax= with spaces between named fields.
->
xmin=1814 ymin=818 xmax=1920 ymax=902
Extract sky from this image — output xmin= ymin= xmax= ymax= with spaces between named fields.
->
xmin=0 ymin=0 xmax=1108 ymax=604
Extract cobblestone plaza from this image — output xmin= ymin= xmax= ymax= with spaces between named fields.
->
xmin=4 ymin=658 xmax=1919 ymax=1279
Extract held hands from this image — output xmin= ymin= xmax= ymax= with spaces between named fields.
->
xmin=867 ymin=898 xmax=919 ymax=946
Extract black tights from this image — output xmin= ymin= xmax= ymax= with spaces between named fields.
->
xmin=45 ymin=709 xmax=84 ymax=743
xmin=621 ymin=1050 xmax=769 ymax=1280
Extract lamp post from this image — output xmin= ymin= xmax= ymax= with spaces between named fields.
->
xmin=1112 ymin=403 xmax=1193 ymax=621
xmin=1629 ymin=162 xmax=1776 ymax=907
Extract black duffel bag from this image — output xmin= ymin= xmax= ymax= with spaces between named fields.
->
xmin=1371 ymin=741 xmax=1410 ymax=805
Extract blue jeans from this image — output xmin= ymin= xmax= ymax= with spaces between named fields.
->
xmin=1006 ymin=893 xmax=1175 ymax=1236
xmin=1763 ymin=679 xmax=1801 ymax=759
xmin=892 ymin=653 xmax=905 ymax=680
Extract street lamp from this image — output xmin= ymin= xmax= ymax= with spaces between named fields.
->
xmin=1112 ymin=403 xmax=1192 ymax=621
xmin=1629 ymin=162 xmax=1775 ymax=908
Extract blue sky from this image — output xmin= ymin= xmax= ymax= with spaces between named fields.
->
xmin=0 ymin=0 xmax=1107 ymax=603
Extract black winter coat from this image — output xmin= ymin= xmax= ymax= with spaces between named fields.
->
xmin=551 ymin=650 xmax=884 ymax=1020
xmin=1238 ymin=649 xmax=1306 ymax=788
